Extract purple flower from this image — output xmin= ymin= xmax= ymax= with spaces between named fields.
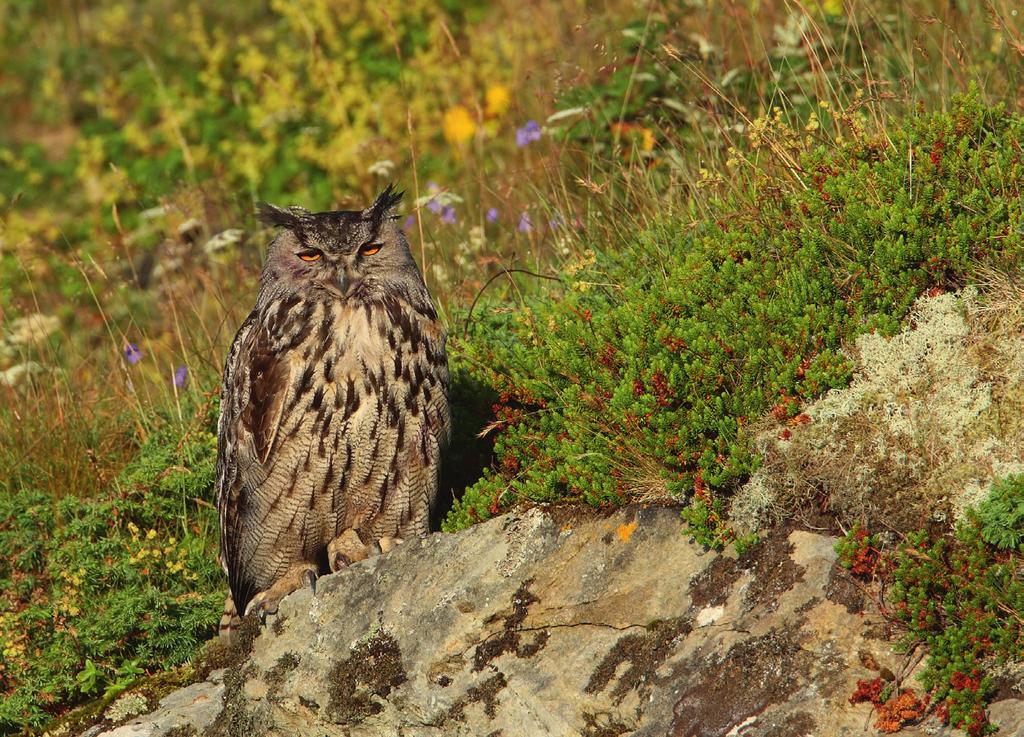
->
xmin=174 ymin=365 xmax=188 ymax=388
xmin=404 ymin=214 xmax=415 ymax=230
xmin=517 ymin=212 xmax=533 ymax=233
xmin=125 ymin=343 xmax=143 ymax=365
xmin=549 ymin=215 xmax=562 ymax=230
xmin=516 ymin=120 xmax=542 ymax=148
xmin=440 ymin=205 xmax=457 ymax=224
xmin=486 ymin=207 xmax=499 ymax=223
xmin=426 ymin=198 xmax=443 ymax=214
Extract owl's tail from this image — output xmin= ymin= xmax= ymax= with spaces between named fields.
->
xmin=218 ymin=594 xmax=243 ymax=645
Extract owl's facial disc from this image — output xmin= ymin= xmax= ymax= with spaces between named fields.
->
xmin=258 ymin=185 xmax=422 ymax=302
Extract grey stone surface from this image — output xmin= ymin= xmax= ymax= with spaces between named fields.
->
xmin=84 ymin=506 xmax=1024 ymax=736
xmin=88 ymin=671 xmax=224 ymax=737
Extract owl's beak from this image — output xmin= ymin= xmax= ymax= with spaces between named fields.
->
xmin=336 ymin=265 xmax=354 ymax=295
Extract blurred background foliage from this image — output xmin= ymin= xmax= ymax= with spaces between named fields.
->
xmin=3 ymin=0 xmax=1024 ymax=732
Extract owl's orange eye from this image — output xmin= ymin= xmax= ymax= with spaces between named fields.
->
xmin=359 ymin=243 xmax=383 ymax=257
xmin=297 ymin=250 xmax=322 ymax=262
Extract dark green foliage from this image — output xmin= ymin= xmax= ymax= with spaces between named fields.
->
xmin=887 ymin=518 xmax=1024 ymax=736
xmin=0 ymin=400 xmax=222 ymax=732
xmin=447 ymin=94 xmax=1024 ymax=532
xmin=975 ymin=475 xmax=1024 ymax=551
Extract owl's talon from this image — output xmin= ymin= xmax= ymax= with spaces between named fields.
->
xmin=327 ymin=528 xmax=406 ymax=572
xmin=244 ymin=593 xmax=278 ymax=623
xmin=332 ymin=551 xmax=352 ymax=571
xmin=302 ymin=568 xmax=317 ymax=594
xmin=244 ymin=562 xmax=319 ymax=623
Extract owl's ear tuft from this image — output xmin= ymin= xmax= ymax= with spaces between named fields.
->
xmin=257 ymin=203 xmax=310 ymax=229
xmin=365 ymin=183 xmax=404 ymax=222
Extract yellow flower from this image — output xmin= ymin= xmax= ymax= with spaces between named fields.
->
xmin=822 ymin=0 xmax=843 ymax=16
xmin=146 ymin=528 xmax=157 ymax=540
xmin=443 ymin=105 xmax=476 ymax=145
xmin=485 ymin=85 xmax=510 ymax=117
xmin=640 ymin=127 xmax=655 ymax=152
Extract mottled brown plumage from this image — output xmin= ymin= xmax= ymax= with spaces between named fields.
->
xmin=216 ymin=186 xmax=450 ymax=637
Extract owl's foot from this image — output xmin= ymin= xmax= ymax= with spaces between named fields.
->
xmin=244 ymin=564 xmax=318 ymax=624
xmin=328 ymin=528 xmax=404 ymax=572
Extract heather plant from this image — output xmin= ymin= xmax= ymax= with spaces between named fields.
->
xmin=885 ymin=517 xmax=1024 ymax=736
xmin=835 ymin=524 xmax=881 ymax=578
xmin=445 ymin=93 xmax=1024 ymax=538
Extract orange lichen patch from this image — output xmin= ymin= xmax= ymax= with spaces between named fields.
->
xmin=616 ymin=520 xmax=638 ymax=542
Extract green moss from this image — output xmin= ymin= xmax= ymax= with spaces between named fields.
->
xmin=164 ymin=726 xmax=199 ymax=737
xmin=265 ymin=652 xmax=300 ymax=700
xmin=38 ymin=664 xmax=202 ymax=737
xmin=325 ymin=630 xmax=407 ymax=724
xmin=975 ymin=475 xmax=1024 ymax=550
xmin=206 ymin=663 xmax=267 ymax=737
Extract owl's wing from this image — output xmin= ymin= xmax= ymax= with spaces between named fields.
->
xmin=239 ymin=325 xmax=291 ymax=466
xmin=216 ymin=313 xmax=293 ymax=611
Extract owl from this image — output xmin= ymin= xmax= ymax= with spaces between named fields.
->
xmin=215 ymin=185 xmax=450 ymax=639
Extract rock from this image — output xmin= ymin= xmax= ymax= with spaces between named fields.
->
xmin=87 ymin=506 xmax=1023 ymax=736
xmin=84 ymin=670 xmax=224 ymax=737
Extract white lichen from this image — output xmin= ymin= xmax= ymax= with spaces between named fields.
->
xmin=811 ymin=289 xmax=989 ymax=441
xmin=731 ymin=287 xmax=1024 ymax=532
xmin=104 ymin=692 xmax=148 ymax=723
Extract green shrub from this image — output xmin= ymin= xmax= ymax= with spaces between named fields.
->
xmin=0 ymin=400 xmax=222 ymax=731
xmin=975 ymin=475 xmax=1024 ymax=551
xmin=446 ymin=93 xmax=1024 ymax=533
